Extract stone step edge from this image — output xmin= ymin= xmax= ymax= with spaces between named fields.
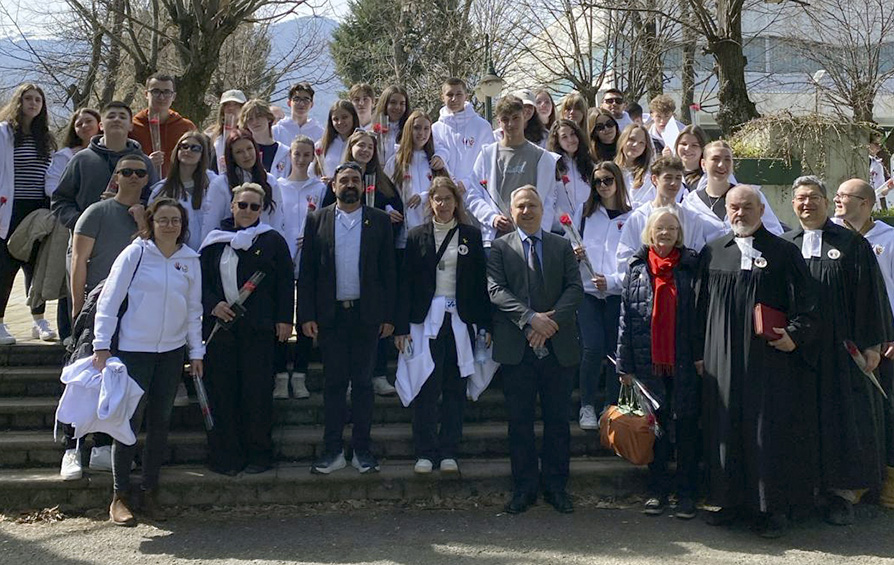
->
xmin=0 ymin=457 xmax=648 ymax=511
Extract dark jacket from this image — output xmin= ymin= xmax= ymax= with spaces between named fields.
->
xmin=487 ymin=230 xmax=583 ymax=367
xmin=200 ymin=219 xmax=295 ymax=335
xmin=297 ymin=203 xmax=396 ymax=328
xmin=396 ymin=222 xmax=491 ymax=336
xmin=616 ymin=245 xmax=703 ymax=417
xmin=321 ymin=178 xmax=404 ymax=241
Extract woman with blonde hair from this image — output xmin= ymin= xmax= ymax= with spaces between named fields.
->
xmin=614 ymin=123 xmax=655 ymax=208
xmin=558 ymin=92 xmax=591 ymax=153
xmin=239 ymin=99 xmax=291 ymax=177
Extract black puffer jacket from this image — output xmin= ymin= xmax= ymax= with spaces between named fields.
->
xmin=616 ymin=245 xmax=703 ymax=417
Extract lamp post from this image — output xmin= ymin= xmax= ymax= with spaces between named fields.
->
xmin=476 ymin=35 xmax=503 ymax=124
xmin=812 ymin=69 xmax=826 ymax=115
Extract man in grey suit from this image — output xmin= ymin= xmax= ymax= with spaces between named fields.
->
xmin=487 ymin=185 xmax=583 ymax=514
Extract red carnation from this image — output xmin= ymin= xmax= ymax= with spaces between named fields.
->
xmin=372 ymin=123 xmax=383 ymax=134
xmin=366 ymin=185 xmax=375 ymax=193
xmin=690 ymin=103 xmax=701 ymax=111
xmin=561 ymin=175 xmax=570 ymax=184
xmin=480 ymin=179 xmax=487 ymax=186
xmin=315 ymin=147 xmax=323 ymax=156
xmin=559 ymin=213 xmax=572 ymax=226
xmin=307 ymin=201 xmax=316 ymax=211
xmin=0 ymin=196 xmax=6 ymax=205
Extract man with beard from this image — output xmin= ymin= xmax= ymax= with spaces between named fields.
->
xmin=831 ymin=178 xmax=894 ymax=511
xmin=699 ymin=184 xmax=819 ymax=538
xmin=781 ymin=176 xmax=890 ymax=525
xmin=298 ymin=161 xmax=396 ymax=475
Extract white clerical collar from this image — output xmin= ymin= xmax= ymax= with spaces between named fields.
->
xmin=802 ymin=229 xmax=823 ymax=259
xmin=734 ymin=236 xmax=762 ymax=271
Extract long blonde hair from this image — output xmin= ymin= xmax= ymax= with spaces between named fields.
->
xmin=391 ymin=111 xmax=444 ymax=191
xmin=614 ymin=123 xmax=653 ymax=190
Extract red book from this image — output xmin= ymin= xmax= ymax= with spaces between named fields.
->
xmin=753 ymin=303 xmax=788 ymax=341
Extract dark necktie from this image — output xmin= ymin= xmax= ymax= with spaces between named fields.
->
xmin=527 ymin=235 xmax=547 ymax=311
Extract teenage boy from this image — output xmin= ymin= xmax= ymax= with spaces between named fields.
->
xmin=600 ymin=89 xmax=632 ymax=132
xmin=648 ymin=94 xmax=686 ymax=155
xmin=467 ymin=95 xmax=560 ymax=248
xmin=273 ymin=82 xmax=324 ymax=145
xmin=430 ymin=77 xmax=496 ymax=196
xmin=129 ymin=73 xmax=197 ymax=175
xmin=349 ymin=83 xmax=376 ymax=130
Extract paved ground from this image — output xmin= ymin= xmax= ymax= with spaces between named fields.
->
xmin=4 ymin=273 xmax=60 ymax=346
xmin=2 ymin=501 xmax=894 ymax=565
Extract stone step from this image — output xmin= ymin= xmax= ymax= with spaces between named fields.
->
xmin=0 ymin=389 xmax=585 ymax=431
xmin=0 ymin=457 xmax=647 ymax=512
xmin=0 ymin=344 xmax=67 ymax=367
xmin=0 ymin=422 xmax=608 ymax=468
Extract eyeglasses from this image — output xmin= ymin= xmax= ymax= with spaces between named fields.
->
xmin=432 ymin=195 xmax=455 ymax=205
xmin=178 ymin=143 xmax=203 ymax=153
xmin=118 ymin=168 xmax=148 ymax=178
xmin=149 ymin=89 xmax=175 ymax=99
xmin=793 ymin=194 xmax=824 ymax=203
xmin=154 ymin=217 xmax=182 ymax=227
xmin=291 ymin=96 xmax=312 ymax=104
xmin=593 ymin=122 xmax=616 ymax=132
xmin=593 ymin=177 xmax=615 ymax=187
xmin=833 ymin=192 xmax=866 ymax=201
xmin=604 ymin=97 xmax=624 ymax=105
xmin=236 ymin=201 xmax=262 ymax=211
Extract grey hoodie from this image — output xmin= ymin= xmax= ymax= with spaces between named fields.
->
xmin=51 ymin=135 xmax=157 ymax=230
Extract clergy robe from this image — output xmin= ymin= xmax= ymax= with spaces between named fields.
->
xmin=782 ymin=220 xmax=891 ymax=491
xmin=699 ymin=224 xmax=818 ymax=513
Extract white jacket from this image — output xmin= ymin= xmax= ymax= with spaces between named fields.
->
xmin=203 ymin=171 xmax=285 ymax=241
xmin=278 ymin=177 xmax=327 ymax=276
xmin=94 ymin=238 xmax=205 ymax=359
xmin=311 ymin=137 xmax=346 ymax=180
xmin=0 ymin=122 xmax=15 ymax=239
xmin=149 ymin=170 xmax=219 ymax=251
xmin=431 ymin=103 xmax=495 ymax=194
xmin=572 ymin=205 xmax=630 ymax=297
xmin=45 ymin=147 xmax=77 ymax=197
xmin=681 ymin=185 xmax=783 ymax=239
xmin=467 ymin=141 xmax=560 ymax=245
xmin=55 ymin=355 xmax=144 ymax=445
xmin=617 ymin=201 xmax=712 ymax=268
xmin=385 ymin=149 xmax=434 ymax=233
xmin=267 ymin=141 xmax=292 ymax=179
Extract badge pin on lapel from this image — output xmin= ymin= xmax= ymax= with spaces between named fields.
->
xmin=828 ymin=248 xmax=840 ymax=260
xmin=458 ymin=244 xmax=469 ymax=256
xmin=754 ymin=257 xmax=767 ymax=268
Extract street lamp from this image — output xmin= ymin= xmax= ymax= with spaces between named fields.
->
xmin=812 ymin=69 xmax=826 ymax=115
xmin=476 ymin=35 xmax=504 ymax=124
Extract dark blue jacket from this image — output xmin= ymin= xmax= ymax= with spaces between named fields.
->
xmin=616 ymin=245 xmax=703 ymax=417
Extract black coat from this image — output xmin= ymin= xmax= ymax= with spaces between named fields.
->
xmin=297 ymin=203 xmax=396 ymax=328
xmin=321 ymin=178 xmax=404 ymax=241
xmin=616 ymin=245 xmax=703 ymax=417
xmin=395 ymin=222 xmax=491 ymax=336
xmin=200 ymin=219 xmax=295 ymax=335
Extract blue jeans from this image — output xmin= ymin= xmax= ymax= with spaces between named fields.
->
xmin=576 ymin=293 xmax=621 ymax=409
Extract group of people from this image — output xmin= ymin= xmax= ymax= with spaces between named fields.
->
xmin=1 ymin=74 xmax=892 ymax=537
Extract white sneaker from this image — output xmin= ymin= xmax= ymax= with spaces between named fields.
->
xmin=273 ymin=372 xmax=290 ymax=399
xmin=0 ymin=323 xmax=15 ymax=345
xmin=372 ymin=376 xmax=396 ymax=396
xmin=579 ymin=405 xmax=599 ymax=430
xmin=89 ymin=445 xmax=113 ymax=472
xmin=290 ymin=373 xmax=310 ymax=399
xmin=31 ymin=319 xmax=58 ymax=341
xmin=414 ymin=458 xmax=433 ymax=474
xmin=440 ymin=458 xmax=459 ymax=473
xmin=173 ymin=381 xmax=190 ymax=406
xmin=60 ymin=448 xmax=82 ymax=480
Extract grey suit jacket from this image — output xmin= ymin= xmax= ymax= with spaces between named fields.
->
xmin=487 ymin=230 xmax=583 ymax=367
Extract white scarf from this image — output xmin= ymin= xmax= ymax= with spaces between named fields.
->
xmin=734 ymin=236 xmax=762 ymax=271
xmin=200 ymin=223 xmax=274 ymax=304
xmin=802 ymin=229 xmax=823 ymax=259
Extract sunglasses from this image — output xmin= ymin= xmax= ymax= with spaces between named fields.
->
xmin=118 ymin=168 xmax=148 ymax=178
xmin=178 ymin=143 xmax=203 ymax=153
xmin=593 ymin=177 xmax=615 ymax=187
xmin=604 ymin=97 xmax=624 ymax=105
xmin=593 ymin=122 xmax=616 ymax=132
xmin=236 ymin=201 xmax=262 ymax=211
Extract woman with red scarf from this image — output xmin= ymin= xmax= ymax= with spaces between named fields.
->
xmin=616 ymin=206 xmax=704 ymax=520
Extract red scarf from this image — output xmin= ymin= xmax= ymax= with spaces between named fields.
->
xmin=648 ymin=247 xmax=680 ymax=376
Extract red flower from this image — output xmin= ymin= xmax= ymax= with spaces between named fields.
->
xmin=404 ymin=173 xmax=412 ymax=180
xmin=559 ymin=213 xmax=572 ymax=226
xmin=0 ymin=196 xmax=6 ymax=205
xmin=148 ymin=117 xmax=159 ymax=125
xmin=315 ymin=147 xmax=323 ymax=156
xmin=381 ymin=125 xmax=389 ymax=134
xmin=372 ymin=123 xmax=383 ymax=134
xmin=690 ymin=103 xmax=701 ymax=111
xmin=427 ymin=173 xmax=432 ymax=181
xmin=307 ymin=201 xmax=316 ymax=211
xmin=366 ymin=185 xmax=375 ymax=193
xmin=561 ymin=175 xmax=570 ymax=184
xmin=480 ymin=179 xmax=487 ymax=187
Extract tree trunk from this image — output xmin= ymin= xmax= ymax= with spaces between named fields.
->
xmin=176 ymin=49 xmax=220 ymax=126
xmin=100 ymin=0 xmax=126 ymax=105
xmin=852 ymin=88 xmax=875 ymax=124
xmin=709 ymin=36 xmax=758 ymax=135
xmin=642 ymin=14 xmax=663 ymax=101
xmin=679 ymin=0 xmax=696 ymax=124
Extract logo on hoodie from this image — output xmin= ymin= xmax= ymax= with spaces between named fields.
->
xmin=462 ymin=137 xmax=476 ymax=148
xmin=175 ymin=262 xmax=188 ymax=273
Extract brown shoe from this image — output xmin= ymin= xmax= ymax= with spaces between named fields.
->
xmin=142 ymin=489 xmax=167 ymax=522
xmin=109 ymin=493 xmax=136 ymax=527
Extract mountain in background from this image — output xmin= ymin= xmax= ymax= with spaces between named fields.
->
xmin=0 ymin=15 xmax=343 ymax=126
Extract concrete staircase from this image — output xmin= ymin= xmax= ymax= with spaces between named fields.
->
xmin=0 ymin=343 xmax=646 ymax=511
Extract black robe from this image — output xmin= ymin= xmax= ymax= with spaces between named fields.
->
xmin=782 ymin=220 xmax=891 ymax=491
xmin=698 ymin=225 xmax=819 ymax=513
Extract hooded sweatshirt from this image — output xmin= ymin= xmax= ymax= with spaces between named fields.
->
xmin=431 ymin=102 xmax=496 ymax=194
xmin=50 ymin=135 xmax=157 ymax=230
xmin=130 ymin=108 xmax=197 ymax=175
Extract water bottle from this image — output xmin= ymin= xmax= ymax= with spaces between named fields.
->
xmin=475 ymin=329 xmax=488 ymax=364
xmin=404 ymin=338 xmax=414 ymax=358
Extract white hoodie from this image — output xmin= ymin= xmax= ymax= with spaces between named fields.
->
xmin=202 ymin=171 xmax=285 ymax=241
xmin=278 ymin=176 xmax=327 ymax=276
xmin=93 ymin=238 xmax=204 ymax=360
xmin=431 ymin=102 xmax=496 ymax=194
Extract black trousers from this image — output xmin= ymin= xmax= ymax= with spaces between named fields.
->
xmin=0 ymin=198 xmax=48 ymax=318
xmin=205 ymin=324 xmax=275 ymax=472
xmin=412 ymin=314 xmax=466 ymax=462
xmin=318 ymin=306 xmax=379 ymax=454
xmin=502 ymin=346 xmax=574 ymax=496
xmin=274 ymin=332 xmax=312 ymax=374
xmin=113 ymin=347 xmax=185 ymax=492
xmin=647 ymin=375 xmax=699 ymax=499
